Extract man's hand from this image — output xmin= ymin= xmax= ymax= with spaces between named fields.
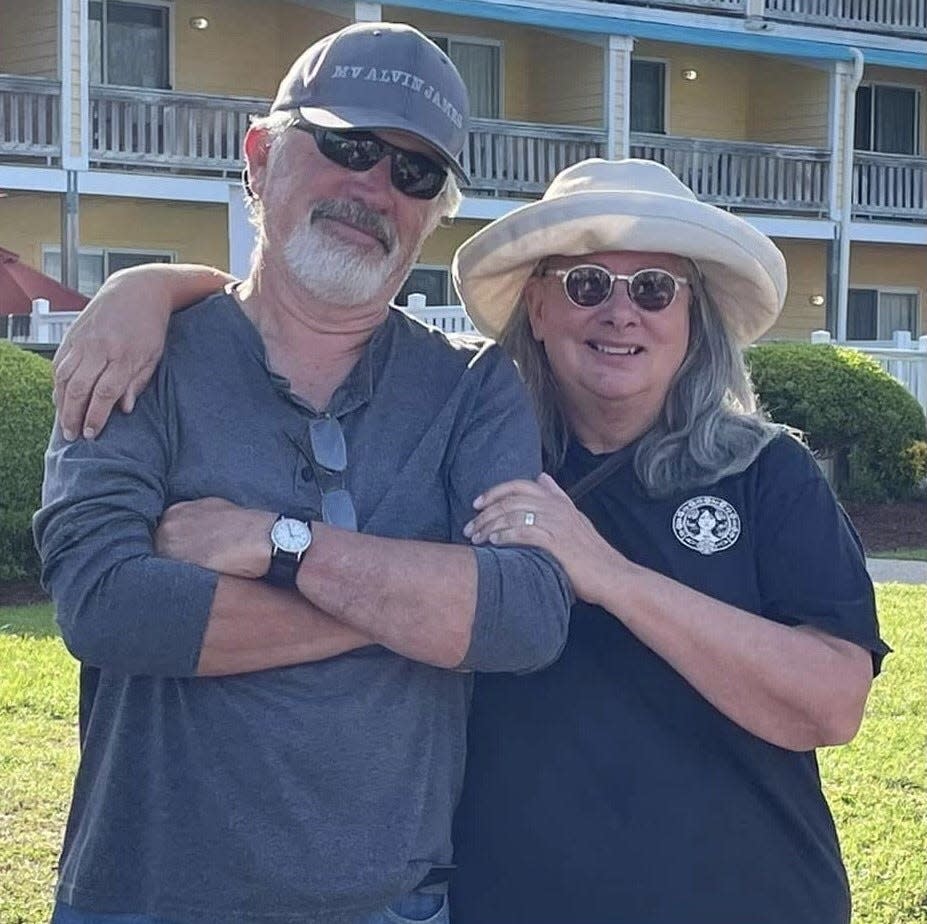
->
xmin=155 ymin=498 xmax=277 ymax=579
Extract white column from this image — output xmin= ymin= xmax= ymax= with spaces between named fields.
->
xmin=605 ymin=35 xmax=634 ymax=160
xmin=354 ymin=3 xmax=382 ymax=22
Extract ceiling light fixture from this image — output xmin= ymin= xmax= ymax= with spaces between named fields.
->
xmin=189 ymin=16 xmax=209 ymax=30
xmin=681 ymin=69 xmax=698 ymax=81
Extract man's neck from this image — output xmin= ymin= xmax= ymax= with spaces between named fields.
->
xmin=236 ymin=255 xmax=390 ymax=410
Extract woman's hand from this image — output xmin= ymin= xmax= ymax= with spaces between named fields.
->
xmin=155 ymin=497 xmax=277 ymax=579
xmin=53 ymin=264 xmax=233 ymax=440
xmin=464 ymin=473 xmax=623 ymax=604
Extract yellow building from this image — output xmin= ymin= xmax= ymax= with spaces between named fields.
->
xmin=0 ymin=0 xmax=924 ymax=346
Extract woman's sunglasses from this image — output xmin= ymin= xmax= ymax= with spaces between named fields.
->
xmin=542 ymin=265 xmax=689 ymax=312
xmin=290 ymin=120 xmax=448 ymax=200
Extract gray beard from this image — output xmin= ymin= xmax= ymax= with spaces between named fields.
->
xmin=282 ymin=200 xmax=402 ymax=305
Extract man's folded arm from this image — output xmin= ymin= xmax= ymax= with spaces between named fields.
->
xmin=295 ymin=347 xmax=573 ymax=673
xmin=35 ymin=409 xmax=365 ymax=678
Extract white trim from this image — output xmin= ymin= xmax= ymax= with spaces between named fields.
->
xmin=227 ymin=185 xmax=254 ymax=278
xmin=428 ymin=31 xmax=505 ymax=120
xmin=849 ymin=221 xmax=927 ymax=245
xmin=78 ymin=171 xmax=233 ymax=202
xmin=353 ymin=2 xmax=382 ymax=21
xmin=630 ymin=56 xmax=669 ymax=135
xmin=744 ymin=216 xmax=837 ymax=240
xmin=0 ymin=166 xmax=69 ymax=192
xmin=402 ymin=263 xmax=452 ymax=303
xmin=80 ymin=0 xmax=90 ymax=168
xmin=457 ymin=196 xmax=526 ymax=220
xmin=89 ymin=0 xmax=173 ymax=89
xmin=855 ymin=81 xmax=922 ymax=156
xmin=485 ymin=0 xmax=925 ymax=56
xmin=827 ymin=63 xmax=841 ymax=221
xmin=847 ymin=285 xmax=921 ymax=340
xmin=59 ymin=0 xmax=73 ymax=168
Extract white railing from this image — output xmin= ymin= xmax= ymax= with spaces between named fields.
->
xmin=402 ymin=295 xmax=476 ymax=335
xmin=464 ymin=119 xmax=608 ymax=197
xmin=90 ymin=85 xmax=266 ymax=175
xmin=853 ymin=152 xmax=927 ymax=221
xmin=812 ymin=329 xmax=927 ymax=414
xmin=764 ymin=0 xmax=926 ymax=34
xmin=595 ymin=0 xmax=923 ymax=32
xmin=631 ymin=134 xmax=830 ymax=213
xmin=0 ymin=74 xmax=61 ymax=163
xmin=7 ymin=299 xmax=81 ymax=345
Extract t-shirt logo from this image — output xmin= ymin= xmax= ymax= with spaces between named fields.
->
xmin=672 ymin=495 xmax=741 ymax=555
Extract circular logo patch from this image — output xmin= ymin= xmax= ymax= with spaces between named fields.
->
xmin=672 ymin=496 xmax=741 ymax=556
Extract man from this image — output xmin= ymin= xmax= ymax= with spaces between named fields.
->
xmin=35 ymin=23 xmax=571 ymax=924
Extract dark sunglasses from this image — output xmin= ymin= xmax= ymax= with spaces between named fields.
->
xmin=290 ymin=120 xmax=448 ymax=200
xmin=542 ymin=265 xmax=689 ymax=312
xmin=287 ymin=417 xmax=357 ymax=531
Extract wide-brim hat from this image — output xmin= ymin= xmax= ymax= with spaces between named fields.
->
xmin=452 ymin=158 xmax=787 ymax=343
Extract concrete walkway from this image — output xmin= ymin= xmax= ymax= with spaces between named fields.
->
xmin=866 ymin=558 xmax=927 ymax=585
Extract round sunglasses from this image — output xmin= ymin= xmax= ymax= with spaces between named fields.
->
xmin=542 ymin=265 xmax=689 ymax=312
xmin=289 ymin=120 xmax=448 ymax=200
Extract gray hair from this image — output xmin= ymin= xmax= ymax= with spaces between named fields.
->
xmin=498 ymin=268 xmax=781 ymax=496
xmin=244 ymin=111 xmax=462 ymax=231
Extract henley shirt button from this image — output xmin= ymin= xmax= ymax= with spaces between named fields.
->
xmin=301 ymin=466 xmax=312 ymax=482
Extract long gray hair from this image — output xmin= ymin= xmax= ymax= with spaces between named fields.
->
xmin=498 ymin=267 xmax=781 ymax=496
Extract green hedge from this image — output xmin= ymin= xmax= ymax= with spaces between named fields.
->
xmin=746 ymin=342 xmax=927 ymax=501
xmin=0 ymin=342 xmax=55 ymax=580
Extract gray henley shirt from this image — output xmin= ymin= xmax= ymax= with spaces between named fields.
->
xmin=34 ymin=294 xmax=572 ymax=924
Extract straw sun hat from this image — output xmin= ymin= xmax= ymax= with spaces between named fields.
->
xmin=452 ymin=159 xmax=788 ymax=345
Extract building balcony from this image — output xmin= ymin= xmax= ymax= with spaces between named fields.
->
xmin=852 ymin=151 xmax=927 ymax=221
xmin=592 ymin=0 xmax=925 ymax=36
xmin=630 ymin=133 xmax=831 ymax=215
xmin=0 ymin=73 xmax=61 ymax=164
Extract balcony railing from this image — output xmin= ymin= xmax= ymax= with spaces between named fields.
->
xmin=853 ymin=152 xmax=927 ymax=221
xmin=764 ymin=0 xmax=926 ymax=34
xmin=0 ymin=74 xmax=61 ymax=163
xmin=89 ymin=85 xmax=266 ymax=175
xmin=463 ymin=119 xmax=608 ymax=197
xmin=592 ymin=0 xmax=923 ymax=34
xmin=631 ymin=134 xmax=830 ymax=214
xmin=6 ymin=299 xmax=81 ymax=346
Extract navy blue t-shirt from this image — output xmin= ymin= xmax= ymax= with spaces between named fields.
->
xmin=451 ymin=433 xmax=889 ymax=924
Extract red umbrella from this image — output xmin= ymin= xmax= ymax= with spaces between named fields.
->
xmin=0 ymin=246 xmax=89 ymax=316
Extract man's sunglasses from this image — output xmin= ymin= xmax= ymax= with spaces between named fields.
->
xmin=290 ymin=120 xmax=448 ymax=200
xmin=287 ymin=416 xmax=357 ymax=532
xmin=542 ymin=265 xmax=689 ymax=312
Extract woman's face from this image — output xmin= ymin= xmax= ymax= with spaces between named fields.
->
xmin=525 ymin=250 xmax=693 ymax=418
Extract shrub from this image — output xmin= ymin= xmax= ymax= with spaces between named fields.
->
xmin=745 ymin=342 xmax=927 ymax=502
xmin=0 ymin=342 xmax=55 ymax=580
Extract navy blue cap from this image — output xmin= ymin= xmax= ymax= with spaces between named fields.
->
xmin=271 ymin=22 xmax=470 ymax=182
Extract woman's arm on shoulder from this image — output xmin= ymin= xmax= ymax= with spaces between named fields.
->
xmin=55 ymin=263 xmax=233 ymax=440
xmin=466 ymin=472 xmax=876 ymax=752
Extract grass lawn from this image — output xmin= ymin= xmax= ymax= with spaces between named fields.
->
xmin=2 ymin=587 xmax=925 ymax=924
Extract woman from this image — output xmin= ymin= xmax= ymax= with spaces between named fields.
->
xmin=53 ymin=159 xmax=887 ymax=924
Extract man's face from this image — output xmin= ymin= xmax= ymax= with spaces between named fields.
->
xmin=250 ymin=123 xmax=442 ymax=306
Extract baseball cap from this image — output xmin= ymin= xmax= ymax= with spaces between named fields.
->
xmin=271 ymin=22 xmax=470 ymax=182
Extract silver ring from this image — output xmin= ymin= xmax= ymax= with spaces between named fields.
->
xmin=523 ymin=511 xmax=536 ymax=527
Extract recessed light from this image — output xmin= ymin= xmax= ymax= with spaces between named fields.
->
xmin=681 ymin=69 xmax=698 ymax=81
xmin=189 ymin=16 xmax=209 ymax=30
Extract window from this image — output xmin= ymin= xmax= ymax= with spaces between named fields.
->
xmin=89 ymin=1 xmax=170 ymax=88
xmin=630 ymin=60 xmax=666 ymax=135
xmin=854 ymin=85 xmax=919 ymax=155
xmin=44 ymin=248 xmax=173 ymax=298
xmin=394 ymin=266 xmax=451 ymax=308
xmin=847 ymin=288 xmax=919 ymax=341
xmin=430 ymin=36 xmax=501 ymax=119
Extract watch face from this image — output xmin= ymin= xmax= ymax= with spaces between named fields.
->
xmin=271 ymin=517 xmax=312 ymax=553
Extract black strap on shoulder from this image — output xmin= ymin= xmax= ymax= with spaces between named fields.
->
xmin=566 ymin=451 xmax=630 ymax=504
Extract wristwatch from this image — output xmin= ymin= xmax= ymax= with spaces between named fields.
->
xmin=266 ymin=515 xmax=313 ymax=588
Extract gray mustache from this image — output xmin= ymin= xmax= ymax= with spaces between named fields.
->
xmin=311 ymin=199 xmax=396 ymax=253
